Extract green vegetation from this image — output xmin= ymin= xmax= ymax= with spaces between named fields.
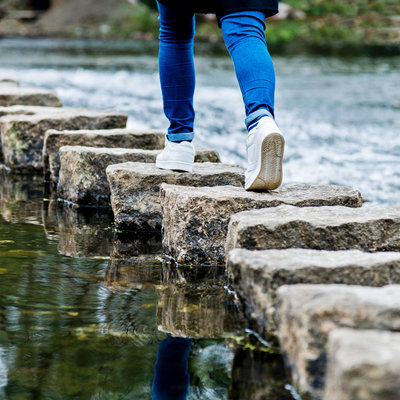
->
xmin=109 ymin=0 xmax=400 ymax=54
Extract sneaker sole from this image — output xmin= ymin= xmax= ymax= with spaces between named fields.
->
xmin=156 ymin=160 xmax=193 ymax=173
xmin=245 ymin=132 xmax=285 ymax=191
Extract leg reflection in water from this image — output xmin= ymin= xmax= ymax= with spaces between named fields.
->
xmin=152 ymin=336 xmax=192 ymax=400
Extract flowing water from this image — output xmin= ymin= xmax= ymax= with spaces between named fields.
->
xmin=0 ymin=37 xmax=399 ymax=399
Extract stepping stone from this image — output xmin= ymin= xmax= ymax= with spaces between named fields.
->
xmin=0 ymin=105 xmax=74 ymax=117
xmin=107 ymin=162 xmax=245 ymax=231
xmin=227 ymin=248 xmax=400 ymax=336
xmin=156 ymin=264 xmax=244 ymax=338
xmin=0 ymin=86 xmax=62 ymax=107
xmin=42 ymin=199 xmax=114 ymax=258
xmin=324 ymin=329 xmax=400 ymax=400
xmin=0 ymin=79 xmax=19 ymax=88
xmin=226 ymin=204 xmax=400 ymax=255
xmin=43 ymin=128 xmax=166 ymax=183
xmin=161 ymin=184 xmax=362 ymax=265
xmin=275 ymin=284 xmax=400 ymax=398
xmin=57 ymin=146 xmax=221 ymax=206
xmin=0 ymin=111 xmax=127 ymax=172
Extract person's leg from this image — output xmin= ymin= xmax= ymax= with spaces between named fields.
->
xmin=219 ymin=11 xmax=275 ymax=130
xmin=220 ymin=12 xmax=284 ymax=191
xmin=157 ymin=1 xmax=195 ymax=142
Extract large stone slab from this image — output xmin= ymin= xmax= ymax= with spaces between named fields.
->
xmin=107 ymin=162 xmax=245 ymax=232
xmin=324 ymin=328 xmax=400 ymax=400
xmin=43 ymin=128 xmax=166 ymax=183
xmin=0 ymin=87 xmax=62 ymax=107
xmin=161 ymin=184 xmax=362 ymax=264
xmin=57 ymin=146 xmax=221 ymax=206
xmin=0 ymin=111 xmax=127 ymax=172
xmin=0 ymin=105 xmax=70 ymax=117
xmin=275 ymin=284 xmax=400 ymax=399
xmin=226 ymin=204 xmax=400 ymax=254
xmin=227 ymin=248 xmax=400 ymax=336
xmin=0 ymin=78 xmax=19 ymax=87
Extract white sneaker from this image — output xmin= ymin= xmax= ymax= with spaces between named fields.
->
xmin=245 ymin=116 xmax=285 ymax=191
xmin=156 ymin=140 xmax=195 ymax=172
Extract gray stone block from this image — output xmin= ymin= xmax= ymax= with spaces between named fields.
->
xmin=324 ymin=328 xmax=400 ymax=400
xmin=0 ymin=110 xmax=127 ymax=172
xmin=276 ymin=284 xmax=400 ymax=398
xmin=226 ymin=204 xmax=400 ymax=254
xmin=57 ymin=146 xmax=222 ymax=206
xmin=0 ymin=87 xmax=62 ymax=107
xmin=161 ymin=184 xmax=362 ymax=265
xmin=227 ymin=248 xmax=400 ymax=336
xmin=43 ymin=128 xmax=165 ymax=183
xmin=0 ymin=105 xmax=78 ymax=117
xmin=107 ymin=162 xmax=244 ymax=232
xmin=0 ymin=78 xmax=19 ymax=87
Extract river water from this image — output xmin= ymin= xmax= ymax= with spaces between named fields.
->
xmin=0 ymin=37 xmax=399 ymax=399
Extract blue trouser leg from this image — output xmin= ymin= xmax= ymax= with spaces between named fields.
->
xmin=219 ymin=11 xmax=276 ymax=128
xmin=157 ymin=1 xmax=195 ymax=142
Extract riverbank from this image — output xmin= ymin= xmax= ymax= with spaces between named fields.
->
xmin=0 ymin=0 xmax=399 ymax=55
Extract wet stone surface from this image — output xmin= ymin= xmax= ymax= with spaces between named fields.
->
xmin=227 ymin=248 xmax=400 ymax=336
xmin=107 ymin=162 xmax=245 ymax=232
xmin=0 ymin=110 xmax=127 ymax=172
xmin=56 ymin=146 xmax=221 ymax=206
xmin=276 ymin=284 xmax=400 ymax=399
xmin=324 ymin=328 xmax=400 ymax=400
xmin=43 ymin=128 xmax=166 ymax=184
xmin=161 ymin=183 xmax=362 ymax=265
xmin=226 ymin=204 xmax=400 ymax=254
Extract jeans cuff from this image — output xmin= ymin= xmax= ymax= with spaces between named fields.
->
xmin=167 ymin=132 xmax=194 ymax=142
xmin=245 ymin=109 xmax=274 ymax=128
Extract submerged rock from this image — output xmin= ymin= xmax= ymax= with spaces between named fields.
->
xmin=0 ymin=86 xmax=62 ymax=107
xmin=227 ymin=248 xmax=400 ymax=336
xmin=275 ymin=284 xmax=400 ymax=398
xmin=0 ymin=111 xmax=127 ymax=172
xmin=324 ymin=328 xmax=400 ymax=400
xmin=226 ymin=204 xmax=400 ymax=254
xmin=43 ymin=128 xmax=165 ymax=183
xmin=107 ymin=162 xmax=244 ymax=232
xmin=161 ymin=184 xmax=362 ymax=264
xmin=57 ymin=146 xmax=222 ymax=206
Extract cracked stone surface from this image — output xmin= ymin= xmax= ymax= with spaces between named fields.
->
xmin=275 ymin=284 xmax=400 ymax=399
xmin=0 ymin=110 xmax=127 ymax=172
xmin=57 ymin=146 xmax=222 ymax=206
xmin=227 ymin=248 xmax=400 ymax=336
xmin=0 ymin=87 xmax=62 ymax=107
xmin=324 ymin=328 xmax=400 ymax=400
xmin=226 ymin=204 xmax=400 ymax=254
xmin=43 ymin=128 xmax=165 ymax=183
xmin=161 ymin=184 xmax=362 ymax=265
xmin=107 ymin=162 xmax=244 ymax=232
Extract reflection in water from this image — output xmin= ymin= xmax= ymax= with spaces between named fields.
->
xmin=0 ymin=175 xmax=297 ymax=399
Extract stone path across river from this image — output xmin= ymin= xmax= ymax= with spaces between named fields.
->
xmin=2 ymin=77 xmax=400 ymax=400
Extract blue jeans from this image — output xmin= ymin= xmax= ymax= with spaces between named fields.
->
xmin=157 ymin=2 xmax=275 ymax=142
